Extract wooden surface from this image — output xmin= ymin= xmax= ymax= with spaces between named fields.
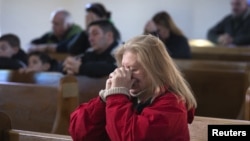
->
xmin=174 ymin=59 xmax=250 ymax=120
xmin=77 ymin=75 xmax=107 ymax=104
xmin=0 ymin=83 xmax=58 ymax=133
xmin=8 ymin=130 xmax=72 ymax=141
xmin=0 ymin=70 xmax=64 ymax=87
xmin=189 ymin=116 xmax=250 ymax=141
xmin=191 ymin=46 xmax=250 ymax=62
xmin=52 ymin=75 xmax=79 ymax=135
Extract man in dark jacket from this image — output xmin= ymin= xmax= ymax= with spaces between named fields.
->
xmin=207 ymin=0 xmax=250 ymax=46
xmin=29 ymin=9 xmax=82 ymax=53
xmin=63 ymin=20 xmax=121 ymax=77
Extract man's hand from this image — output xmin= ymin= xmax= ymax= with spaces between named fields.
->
xmin=63 ymin=56 xmax=82 ymax=75
xmin=218 ymin=33 xmax=233 ymax=46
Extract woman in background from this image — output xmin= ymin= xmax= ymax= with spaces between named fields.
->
xmin=144 ymin=11 xmax=191 ymax=59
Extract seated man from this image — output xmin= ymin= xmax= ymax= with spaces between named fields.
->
xmin=0 ymin=33 xmax=27 ymax=69
xmin=29 ymin=8 xmax=82 ymax=53
xmin=68 ymin=2 xmax=113 ymax=56
xmin=207 ymin=0 xmax=250 ymax=46
xmin=63 ymin=20 xmax=121 ymax=77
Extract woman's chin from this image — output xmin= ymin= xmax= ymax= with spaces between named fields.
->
xmin=129 ymin=89 xmax=140 ymax=95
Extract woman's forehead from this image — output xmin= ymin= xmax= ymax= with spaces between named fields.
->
xmin=121 ymin=51 xmax=139 ymax=66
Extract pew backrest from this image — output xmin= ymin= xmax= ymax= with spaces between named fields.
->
xmin=52 ymin=75 xmax=79 ymax=135
xmin=0 ymin=112 xmax=11 ymax=141
xmin=189 ymin=116 xmax=250 ymax=141
xmin=184 ymin=69 xmax=249 ymax=119
xmin=174 ymin=59 xmax=250 ymax=71
xmin=191 ymin=46 xmax=250 ymax=62
xmin=77 ymin=75 xmax=107 ymax=104
xmin=0 ymin=70 xmax=64 ymax=87
xmin=8 ymin=129 xmax=72 ymax=141
xmin=0 ymin=82 xmax=59 ymax=133
xmin=174 ymin=59 xmax=250 ymax=120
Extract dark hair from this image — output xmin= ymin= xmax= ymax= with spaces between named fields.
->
xmin=88 ymin=20 xmax=121 ymax=41
xmin=153 ymin=11 xmax=184 ymax=36
xmin=28 ymin=51 xmax=58 ymax=71
xmin=0 ymin=33 xmax=21 ymax=48
xmin=85 ymin=3 xmax=111 ymax=19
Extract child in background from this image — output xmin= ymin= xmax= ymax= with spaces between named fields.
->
xmin=0 ymin=33 xmax=28 ymax=69
xmin=19 ymin=51 xmax=60 ymax=73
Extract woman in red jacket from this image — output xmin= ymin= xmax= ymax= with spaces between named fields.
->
xmin=69 ymin=34 xmax=197 ymax=141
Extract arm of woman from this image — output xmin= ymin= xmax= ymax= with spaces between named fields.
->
xmin=105 ymin=94 xmax=192 ymax=141
xmin=69 ymin=97 xmax=109 ymax=141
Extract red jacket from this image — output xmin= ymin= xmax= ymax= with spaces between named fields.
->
xmin=69 ymin=91 xmax=195 ymax=141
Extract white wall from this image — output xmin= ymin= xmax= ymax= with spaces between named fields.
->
xmin=0 ymin=0 xmax=231 ymax=52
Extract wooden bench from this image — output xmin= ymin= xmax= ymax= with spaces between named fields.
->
xmin=0 ymin=111 xmax=72 ymax=141
xmin=48 ymin=53 xmax=70 ymax=63
xmin=174 ymin=59 xmax=250 ymax=120
xmin=189 ymin=116 xmax=250 ymax=141
xmin=1 ymin=111 xmax=249 ymax=141
xmin=76 ymin=75 xmax=108 ymax=104
xmin=191 ymin=46 xmax=250 ymax=62
xmin=0 ymin=74 xmax=78 ymax=135
xmin=0 ymin=69 xmax=64 ymax=87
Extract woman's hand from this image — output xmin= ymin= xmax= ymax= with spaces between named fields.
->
xmin=144 ymin=20 xmax=157 ymax=34
xmin=107 ymin=67 xmax=135 ymax=89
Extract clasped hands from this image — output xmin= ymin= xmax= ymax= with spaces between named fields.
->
xmin=106 ymin=67 xmax=135 ymax=90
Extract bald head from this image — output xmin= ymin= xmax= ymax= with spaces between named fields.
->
xmin=231 ymin=0 xmax=248 ymax=16
xmin=50 ymin=9 xmax=73 ymax=38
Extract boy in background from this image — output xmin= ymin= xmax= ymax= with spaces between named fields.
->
xmin=0 ymin=33 xmax=27 ymax=69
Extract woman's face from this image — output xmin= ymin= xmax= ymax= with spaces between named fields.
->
xmin=121 ymin=51 xmax=151 ymax=95
xmin=156 ymin=24 xmax=170 ymax=40
xmin=85 ymin=12 xmax=102 ymax=26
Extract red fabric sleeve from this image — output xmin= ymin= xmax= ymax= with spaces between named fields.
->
xmin=105 ymin=93 xmax=193 ymax=141
xmin=69 ymin=97 xmax=109 ymax=141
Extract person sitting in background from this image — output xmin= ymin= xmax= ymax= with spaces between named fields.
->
xmin=0 ymin=33 xmax=27 ymax=69
xmin=144 ymin=11 xmax=191 ymax=59
xmin=29 ymin=8 xmax=82 ymax=53
xmin=68 ymin=2 xmax=113 ymax=55
xmin=207 ymin=0 xmax=250 ymax=46
xmin=69 ymin=35 xmax=197 ymax=141
xmin=19 ymin=51 xmax=60 ymax=73
xmin=63 ymin=20 xmax=121 ymax=77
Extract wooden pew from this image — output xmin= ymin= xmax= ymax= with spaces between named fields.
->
xmin=0 ymin=74 xmax=78 ymax=135
xmin=48 ymin=53 xmax=70 ymax=63
xmin=2 ymin=111 xmax=249 ymax=141
xmin=0 ymin=82 xmax=59 ymax=133
xmin=0 ymin=69 xmax=64 ymax=87
xmin=0 ymin=111 xmax=72 ymax=141
xmin=174 ymin=59 xmax=250 ymax=71
xmin=191 ymin=46 xmax=250 ymax=62
xmin=76 ymin=75 xmax=108 ymax=104
xmin=174 ymin=59 xmax=250 ymax=120
xmin=189 ymin=116 xmax=250 ymax=141
xmin=52 ymin=75 xmax=78 ymax=135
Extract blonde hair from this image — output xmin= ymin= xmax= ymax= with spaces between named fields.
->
xmin=115 ymin=35 xmax=196 ymax=109
xmin=153 ymin=11 xmax=184 ymax=36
